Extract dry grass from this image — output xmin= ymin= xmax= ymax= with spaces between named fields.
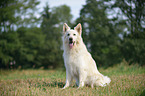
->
xmin=0 ymin=63 xmax=145 ymax=96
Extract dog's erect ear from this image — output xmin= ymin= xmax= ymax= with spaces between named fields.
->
xmin=74 ymin=23 xmax=82 ymax=35
xmin=63 ymin=23 xmax=70 ymax=33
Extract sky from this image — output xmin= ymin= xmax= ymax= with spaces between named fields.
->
xmin=38 ymin=0 xmax=86 ymax=20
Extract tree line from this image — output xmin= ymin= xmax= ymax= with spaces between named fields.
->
xmin=0 ymin=0 xmax=144 ymax=69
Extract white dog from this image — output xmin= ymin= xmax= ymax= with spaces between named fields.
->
xmin=62 ymin=23 xmax=111 ymax=89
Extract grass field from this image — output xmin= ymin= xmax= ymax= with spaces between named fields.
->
xmin=0 ymin=63 xmax=145 ymax=96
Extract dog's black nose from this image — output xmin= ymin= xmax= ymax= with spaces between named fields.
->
xmin=69 ymin=38 xmax=73 ymax=41
xmin=69 ymin=38 xmax=73 ymax=43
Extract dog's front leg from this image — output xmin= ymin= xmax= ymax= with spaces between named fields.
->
xmin=62 ymin=70 xmax=72 ymax=89
xmin=78 ymin=71 xmax=86 ymax=88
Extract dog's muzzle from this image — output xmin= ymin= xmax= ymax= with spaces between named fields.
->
xmin=69 ymin=38 xmax=74 ymax=49
xmin=69 ymin=38 xmax=73 ymax=43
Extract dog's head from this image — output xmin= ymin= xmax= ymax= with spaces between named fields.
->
xmin=63 ymin=23 xmax=82 ymax=49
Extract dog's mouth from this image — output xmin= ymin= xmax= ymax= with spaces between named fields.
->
xmin=69 ymin=38 xmax=75 ymax=49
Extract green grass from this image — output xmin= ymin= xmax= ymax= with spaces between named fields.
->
xmin=0 ymin=63 xmax=144 ymax=96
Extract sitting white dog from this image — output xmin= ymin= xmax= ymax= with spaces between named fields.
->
xmin=62 ymin=23 xmax=111 ymax=89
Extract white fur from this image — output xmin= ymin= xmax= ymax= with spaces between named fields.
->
xmin=62 ymin=23 xmax=111 ymax=89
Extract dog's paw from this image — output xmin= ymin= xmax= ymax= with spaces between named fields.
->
xmin=62 ymin=85 xmax=69 ymax=89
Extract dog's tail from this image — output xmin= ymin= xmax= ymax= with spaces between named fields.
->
xmin=97 ymin=74 xmax=111 ymax=87
xmin=103 ymin=76 xmax=111 ymax=86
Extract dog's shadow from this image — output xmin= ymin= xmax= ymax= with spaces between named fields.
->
xmin=35 ymin=81 xmax=65 ymax=88
xmin=47 ymin=81 xmax=65 ymax=88
xmin=34 ymin=81 xmax=77 ymax=89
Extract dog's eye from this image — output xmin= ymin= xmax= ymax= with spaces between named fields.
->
xmin=73 ymin=34 xmax=76 ymax=36
xmin=67 ymin=34 xmax=70 ymax=36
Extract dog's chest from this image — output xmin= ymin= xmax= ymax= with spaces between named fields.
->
xmin=64 ymin=52 xmax=82 ymax=70
xmin=65 ymin=54 xmax=82 ymax=76
xmin=66 ymin=53 xmax=81 ymax=65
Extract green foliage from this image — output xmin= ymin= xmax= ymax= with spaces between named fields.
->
xmin=16 ymin=27 xmax=45 ymax=68
xmin=0 ymin=0 xmax=40 ymax=32
xmin=0 ymin=0 xmax=73 ymax=69
xmin=110 ymin=0 xmax=145 ymax=66
xmin=0 ymin=31 xmax=21 ymax=68
xmin=0 ymin=0 xmax=18 ymax=32
xmin=120 ymin=38 xmax=145 ymax=65
xmin=76 ymin=0 xmax=122 ymax=67
xmin=75 ymin=0 xmax=145 ymax=67
xmin=0 ymin=0 xmax=144 ymax=69
xmin=51 ymin=5 xmax=73 ymax=25
xmin=111 ymin=0 xmax=145 ymax=34
xmin=40 ymin=4 xmax=73 ymax=69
